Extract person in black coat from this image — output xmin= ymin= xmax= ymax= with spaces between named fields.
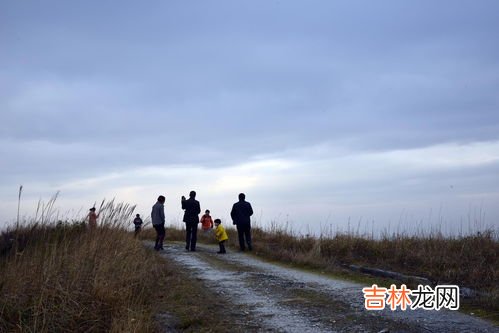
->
xmin=230 ymin=193 xmax=254 ymax=251
xmin=133 ymin=214 xmax=143 ymax=238
xmin=181 ymin=190 xmax=201 ymax=251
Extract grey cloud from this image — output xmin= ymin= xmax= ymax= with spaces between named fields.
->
xmin=2 ymin=0 xmax=499 ymax=228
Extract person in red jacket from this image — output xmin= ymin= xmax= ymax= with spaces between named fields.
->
xmin=200 ymin=209 xmax=214 ymax=232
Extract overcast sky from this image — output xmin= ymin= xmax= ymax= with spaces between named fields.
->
xmin=1 ymin=1 xmax=498 ymax=235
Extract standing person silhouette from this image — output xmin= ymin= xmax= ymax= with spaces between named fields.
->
xmin=181 ymin=191 xmax=201 ymax=251
xmin=133 ymin=214 xmax=143 ymax=238
xmin=151 ymin=195 xmax=166 ymax=251
xmin=87 ymin=207 xmax=99 ymax=230
xmin=231 ymin=193 xmax=254 ymax=251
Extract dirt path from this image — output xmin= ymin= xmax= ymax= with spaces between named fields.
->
xmin=156 ymin=242 xmax=498 ymax=333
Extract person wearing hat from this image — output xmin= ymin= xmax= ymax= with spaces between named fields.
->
xmin=87 ymin=207 xmax=99 ymax=229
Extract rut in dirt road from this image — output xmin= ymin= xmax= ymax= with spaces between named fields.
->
xmin=155 ymin=242 xmax=498 ymax=333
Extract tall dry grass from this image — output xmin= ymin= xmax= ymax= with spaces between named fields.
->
xmin=157 ymin=220 xmax=498 ymax=315
xmin=254 ymin=224 xmax=498 ymax=314
xmin=0 ymin=199 xmax=164 ymax=332
xmin=319 ymin=230 xmax=498 ymax=289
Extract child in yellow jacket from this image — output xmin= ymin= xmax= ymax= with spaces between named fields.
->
xmin=214 ymin=219 xmax=228 ymax=254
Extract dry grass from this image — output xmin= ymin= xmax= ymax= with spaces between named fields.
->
xmin=155 ymin=221 xmax=498 ymax=317
xmin=319 ymin=231 xmax=498 ymax=288
xmin=317 ymin=230 xmax=499 ymax=317
xmin=0 ymin=199 xmax=231 ymax=332
xmin=0 ymin=200 xmax=157 ymax=332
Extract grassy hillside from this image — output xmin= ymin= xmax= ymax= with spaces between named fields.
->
xmin=0 ymin=201 xmax=229 ymax=332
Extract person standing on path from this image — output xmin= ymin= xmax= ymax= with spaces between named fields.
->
xmin=182 ymin=191 xmax=201 ymax=251
xmin=151 ymin=195 xmax=166 ymax=251
xmin=214 ymin=218 xmax=228 ymax=254
xmin=200 ymin=209 xmax=214 ymax=233
xmin=230 ymin=193 xmax=254 ymax=251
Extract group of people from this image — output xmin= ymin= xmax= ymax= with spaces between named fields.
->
xmin=87 ymin=209 xmax=145 ymax=237
xmin=86 ymin=191 xmax=254 ymax=254
xmin=151 ymin=191 xmax=254 ymax=254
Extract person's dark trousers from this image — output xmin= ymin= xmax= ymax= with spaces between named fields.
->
xmin=153 ymin=224 xmax=165 ymax=250
xmin=185 ymin=222 xmax=198 ymax=251
xmin=236 ymin=224 xmax=252 ymax=251
xmin=218 ymin=241 xmax=226 ymax=254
